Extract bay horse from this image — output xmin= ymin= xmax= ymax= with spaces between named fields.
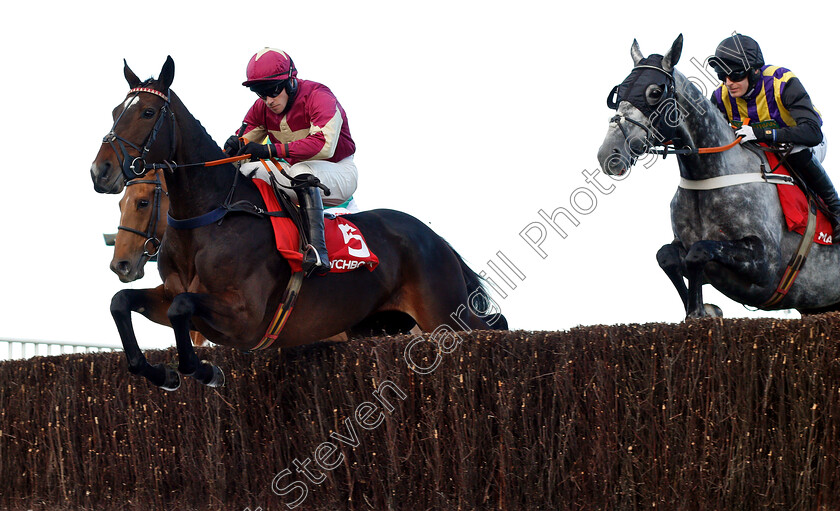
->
xmin=109 ymin=170 xmax=210 ymax=347
xmin=90 ymin=56 xmax=505 ymax=390
xmin=111 ymin=170 xmax=168 ymax=283
xmin=108 ymin=170 xmax=407 ymax=345
xmin=597 ymin=34 xmax=840 ymax=319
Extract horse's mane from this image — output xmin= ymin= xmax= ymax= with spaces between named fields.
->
xmin=169 ymin=89 xmax=220 ymax=147
xmin=140 ymin=77 xmax=221 ymax=148
xmin=673 ymin=69 xmax=736 ymax=148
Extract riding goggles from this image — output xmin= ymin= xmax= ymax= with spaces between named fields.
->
xmin=249 ymin=81 xmax=287 ymax=99
xmin=715 ymin=67 xmax=749 ymax=83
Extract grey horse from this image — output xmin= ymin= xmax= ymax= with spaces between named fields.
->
xmin=597 ymin=34 xmax=840 ymax=318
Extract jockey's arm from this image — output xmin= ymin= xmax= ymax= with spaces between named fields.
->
xmin=764 ymin=77 xmax=823 ymax=146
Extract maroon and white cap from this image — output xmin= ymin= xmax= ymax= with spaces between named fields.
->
xmin=242 ymin=48 xmax=297 ymax=86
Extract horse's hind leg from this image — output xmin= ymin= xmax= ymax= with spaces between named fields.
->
xmin=657 ymin=241 xmax=689 ymax=313
xmin=167 ymin=293 xmax=225 ymax=387
xmin=110 ymin=286 xmax=181 ymax=390
xmin=405 ymin=268 xmax=496 ymax=333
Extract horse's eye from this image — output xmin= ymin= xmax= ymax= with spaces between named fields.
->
xmin=142 ymin=108 xmax=155 ymax=119
xmin=137 ymin=199 xmax=150 ymax=209
xmin=646 ymin=84 xmax=664 ymax=105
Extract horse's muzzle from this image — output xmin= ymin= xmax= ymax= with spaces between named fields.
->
xmin=597 ymin=144 xmax=630 ymax=176
xmin=91 ymin=160 xmax=125 ymax=194
xmin=111 ymin=258 xmax=144 ymax=283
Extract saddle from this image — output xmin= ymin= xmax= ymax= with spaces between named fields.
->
xmin=250 ymin=172 xmax=379 ymax=274
xmin=765 ymin=149 xmax=833 ymax=245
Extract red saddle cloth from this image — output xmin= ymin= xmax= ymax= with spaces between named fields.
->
xmin=766 ymin=151 xmax=833 ymax=245
xmin=252 ymin=179 xmax=379 ymax=273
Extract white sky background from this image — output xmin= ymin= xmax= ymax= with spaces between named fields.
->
xmin=0 ymin=0 xmax=832 ymax=350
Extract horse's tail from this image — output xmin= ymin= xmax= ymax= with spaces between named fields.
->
xmin=448 ymin=244 xmax=509 ymax=331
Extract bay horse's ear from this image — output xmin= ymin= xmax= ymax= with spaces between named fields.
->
xmin=158 ymin=56 xmax=175 ymax=90
xmin=631 ymin=39 xmax=644 ymax=66
xmin=124 ymin=59 xmax=141 ymax=89
xmin=663 ymin=34 xmax=684 ymax=72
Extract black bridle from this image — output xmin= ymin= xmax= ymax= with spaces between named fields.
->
xmin=606 ymin=62 xmax=695 ymax=157
xmin=118 ymin=174 xmax=167 ymax=257
xmin=102 ymin=87 xmax=175 ymax=181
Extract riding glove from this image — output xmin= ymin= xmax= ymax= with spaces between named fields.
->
xmin=236 ymin=142 xmax=274 ymax=161
xmin=223 ymin=135 xmax=240 ymax=157
xmin=735 ymin=125 xmax=758 ymax=143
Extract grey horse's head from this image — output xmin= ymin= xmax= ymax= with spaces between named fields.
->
xmin=597 ymin=34 xmax=684 ymax=176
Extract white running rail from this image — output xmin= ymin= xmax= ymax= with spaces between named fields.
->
xmin=0 ymin=338 xmax=122 ymax=361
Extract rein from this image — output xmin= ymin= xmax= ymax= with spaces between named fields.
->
xmin=103 ymin=88 xmax=284 ymax=229
xmin=102 ymin=87 xmax=254 ymax=178
xmin=649 ymin=136 xmax=744 ymax=156
xmin=610 ymin=111 xmax=747 ymax=158
xmin=118 ymin=174 xmax=167 ymax=257
xmin=165 ymin=158 xmax=297 ymax=230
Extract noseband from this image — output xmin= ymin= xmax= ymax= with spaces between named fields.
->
xmin=118 ymin=174 xmax=167 ymax=257
xmin=102 ymin=87 xmax=175 ymax=181
xmin=608 ymin=112 xmax=658 ymax=161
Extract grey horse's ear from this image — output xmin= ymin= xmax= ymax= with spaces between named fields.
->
xmin=663 ymin=34 xmax=684 ymax=71
xmin=631 ymin=39 xmax=644 ymax=66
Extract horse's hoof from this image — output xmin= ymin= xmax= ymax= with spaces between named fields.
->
xmin=703 ymin=303 xmax=723 ymax=317
xmin=202 ymin=360 xmax=225 ymax=388
xmin=192 ymin=360 xmax=225 ymax=388
xmin=160 ymin=367 xmax=181 ymax=392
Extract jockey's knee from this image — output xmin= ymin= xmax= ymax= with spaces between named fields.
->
xmin=290 ymin=159 xmax=358 ymax=205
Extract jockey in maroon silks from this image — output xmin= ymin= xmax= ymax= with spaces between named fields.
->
xmin=225 ymin=48 xmax=359 ymax=276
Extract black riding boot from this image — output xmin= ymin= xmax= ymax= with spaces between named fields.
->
xmin=298 ymin=183 xmax=331 ymax=276
xmin=788 ymin=150 xmax=840 ymax=239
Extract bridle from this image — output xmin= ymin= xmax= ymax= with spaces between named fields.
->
xmin=118 ymin=173 xmax=167 ymax=258
xmin=102 ymin=87 xmax=176 ymax=180
xmin=606 ymin=63 xmax=694 ymax=157
xmin=608 ymin=112 xmax=660 ymax=159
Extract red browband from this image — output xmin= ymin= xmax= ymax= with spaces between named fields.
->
xmin=128 ymin=87 xmax=169 ymax=101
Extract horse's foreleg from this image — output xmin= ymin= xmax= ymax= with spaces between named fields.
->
xmin=110 ymin=287 xmax=181 ymax=390
xmin=684 ymin=237 xmax=767 ymax=318
xmin=657 ymin=241 xmax=689 ymax=313
xmin=167 ymin=293 xmax=225 ymax=388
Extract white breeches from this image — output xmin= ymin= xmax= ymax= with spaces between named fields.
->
xmin=240 ymin=156 xmax=359 ymax=209
xmin=792 ymin=134 xmax=827 ymax=163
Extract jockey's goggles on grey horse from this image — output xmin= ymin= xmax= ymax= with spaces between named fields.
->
xmin=606 ymin=54 xmax=679 ymax=145
xmin=707 ymin=59 xmax=750 ymax=83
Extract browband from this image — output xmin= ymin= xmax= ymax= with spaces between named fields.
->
xmin=128 ymin=87 xmax=169 ymax=101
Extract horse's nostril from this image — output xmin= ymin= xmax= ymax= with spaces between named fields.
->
xmin=115 ymin=261 xmax=131 ymax=275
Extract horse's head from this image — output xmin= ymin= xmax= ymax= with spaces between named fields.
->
xmin=597 ymin=35 xmax=683 ymax=176
xmin=110 ymin=170 xmax=169 ymax=282
xmin=91 ymin=57 xmax=176 ymax=194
